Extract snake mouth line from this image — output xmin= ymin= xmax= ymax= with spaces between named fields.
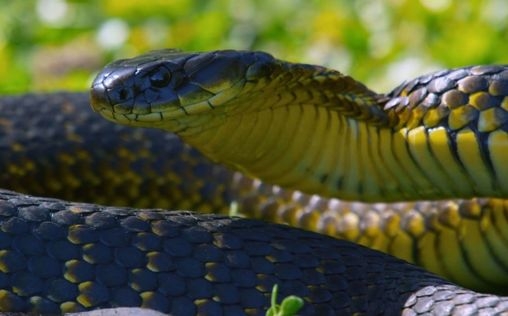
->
xmin=96 ymin=107 xmax=212 ymax=135
xmin=91 ymin=85 xmax=243 ymax=126
xmin=105 ymin=101 xmax=215 ymax=122
xmin=96 ymin=108 xmax=166 ymax=125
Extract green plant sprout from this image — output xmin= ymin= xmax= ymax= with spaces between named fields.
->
xmin=266 ymin=284 xmax=304 ymax=316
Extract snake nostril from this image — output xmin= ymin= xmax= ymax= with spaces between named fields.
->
xmin=106 ymin=86 xmax=134 ymax=109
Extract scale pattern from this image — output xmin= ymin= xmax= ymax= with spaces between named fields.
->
xmin=0 ymin=189 xmax=507 ymax=315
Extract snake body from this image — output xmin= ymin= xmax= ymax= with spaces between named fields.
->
xmin=0 ymin=49 xmax=507 ymax=314
xmin=90 ymin=51 xmax=508 ymax=291
xmin=2 ymin=188 xmax=508 ymax=315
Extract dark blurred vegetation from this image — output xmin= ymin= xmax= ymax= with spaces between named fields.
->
xmin=1 ymin=0 xmax=507 ymax=93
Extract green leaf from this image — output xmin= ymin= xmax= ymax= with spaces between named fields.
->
xmin=279 ymin=296 xmax=304 ymax=315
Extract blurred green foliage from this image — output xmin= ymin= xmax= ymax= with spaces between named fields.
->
xmin=0 ymin=0 xmax=507 ymax=93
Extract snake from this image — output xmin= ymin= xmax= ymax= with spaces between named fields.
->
xmin=0 ymin=50 xmax=506 ymax=315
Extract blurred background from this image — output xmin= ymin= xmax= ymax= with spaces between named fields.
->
xmin=0 ymin=0 xmax=506 ymax=94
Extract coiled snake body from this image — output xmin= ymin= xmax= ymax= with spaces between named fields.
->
xmin=0 ymin=50 xmax=508 ymax=314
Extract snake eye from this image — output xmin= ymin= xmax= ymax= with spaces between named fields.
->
xmin=149 ymin=68 xmax=171 ymax=88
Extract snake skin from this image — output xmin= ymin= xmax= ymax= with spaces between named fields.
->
xmin=0 ymin=189 xmax=507 ymax=315
xmin=1 ymin=93 xmax=508 ymax=315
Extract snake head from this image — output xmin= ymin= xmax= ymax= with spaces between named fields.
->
xmin=90 ymin=49 xmax=276 ymax=129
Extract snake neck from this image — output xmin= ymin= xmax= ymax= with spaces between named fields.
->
xmin=168 ymin=62 xmax=400 ymax=201
xmin=177 ymin=107 xmax=445 ymax=202
xmin=169 ymin=65 xmax=403 ymax=201
xmin=173 ymin=65 xmax=508 ymax=202
xmin=180 ymin=109 xmax=508 ymax=202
